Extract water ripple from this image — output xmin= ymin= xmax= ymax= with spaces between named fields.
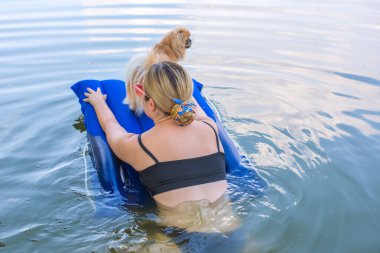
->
xmin=1 ymin=0 xmax=380 ymax=252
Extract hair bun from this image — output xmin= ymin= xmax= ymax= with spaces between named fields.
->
xmin=170 ymin=99 xmax=196 ymax=126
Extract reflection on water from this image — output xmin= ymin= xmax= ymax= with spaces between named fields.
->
xmin=1 ymin=0 xmax=380 ymax=252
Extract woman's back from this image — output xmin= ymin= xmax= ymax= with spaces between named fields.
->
xmin=128 ymin=119 xmax=227 ymax=208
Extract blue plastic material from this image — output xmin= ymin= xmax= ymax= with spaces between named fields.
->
xmin=71 ymin=79 xmax=267 ymax=205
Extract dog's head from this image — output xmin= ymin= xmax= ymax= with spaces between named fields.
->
xmin=181 ymin=29 xmax=192 ymax=49
xmin=164 ymin=27 xmax=191 ymax=60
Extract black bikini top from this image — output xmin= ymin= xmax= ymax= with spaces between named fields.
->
xmin=138 ymin=121 xmax=226 ymax=196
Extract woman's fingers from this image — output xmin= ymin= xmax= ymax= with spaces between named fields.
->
xmin=86 ymin=87 xmax=104 ymax=94
xmin=84 ymin=87 xmax=106 ymax=102
xmin=87 ymin=87 xmax=95 ymax=93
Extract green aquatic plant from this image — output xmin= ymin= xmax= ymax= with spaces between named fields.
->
xmin=73 ymin=114 xmax=86 ymax=133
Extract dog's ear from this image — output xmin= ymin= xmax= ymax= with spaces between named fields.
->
xmin=124 ymin=60 xmax=146 ymax=115
xmin=125 ymin=81 xmax=135 ymax=107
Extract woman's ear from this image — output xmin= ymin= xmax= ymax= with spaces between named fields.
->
xmin=134 ymin=84 xmax=144 ymax=97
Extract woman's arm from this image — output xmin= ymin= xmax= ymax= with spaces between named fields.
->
xmin=84 ymin=87 xmax=134 ymax=162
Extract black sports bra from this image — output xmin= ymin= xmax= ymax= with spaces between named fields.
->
xmin=138 ymin=121 xmax=226 ymax=196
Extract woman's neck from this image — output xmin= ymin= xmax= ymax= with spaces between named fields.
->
xmin=153 ymin=115 xmax=172 ymax=126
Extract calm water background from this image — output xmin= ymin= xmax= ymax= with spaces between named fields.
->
xmin=1 ymin=0 xmax=380 ymax=252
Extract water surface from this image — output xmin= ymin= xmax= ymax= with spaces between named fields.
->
xmin=1 ymin=0 xmax=380 ymax=252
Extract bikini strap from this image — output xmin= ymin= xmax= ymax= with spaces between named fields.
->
xmin=138 ymin=134 xmax=159 ymax=164
xmin=201 ymin=121 xmax=220 ymax=152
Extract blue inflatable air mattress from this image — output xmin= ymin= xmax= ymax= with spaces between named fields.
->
xmin=71 ymin=79 xmax=267 ymax=206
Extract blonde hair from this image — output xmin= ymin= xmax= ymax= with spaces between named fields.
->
xmin=124 ymin=54 xmax=146 ymax=115
xmin=144 ymin=62 xmax=195 ymax=125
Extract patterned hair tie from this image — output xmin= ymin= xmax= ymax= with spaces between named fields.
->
xmin=170 ymin=98 xmax=196 ymax=126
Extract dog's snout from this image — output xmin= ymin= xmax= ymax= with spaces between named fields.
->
xmin=185 ymin=38 xmax=192 ymax=48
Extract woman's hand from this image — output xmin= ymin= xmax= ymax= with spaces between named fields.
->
xmin=83 ymin=87 xmax=107 ymax=106
xmin=82 ymin=87 xmax=134 ymax=165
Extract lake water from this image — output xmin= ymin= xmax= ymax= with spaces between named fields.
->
xmin=1 ymin=0 xmax=380 ymax=252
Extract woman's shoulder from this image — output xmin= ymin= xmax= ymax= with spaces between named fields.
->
xmin=196 ymin=118 xmax=219 ymax=133
xmin=142 ymin=118 xmax=218 ymax=143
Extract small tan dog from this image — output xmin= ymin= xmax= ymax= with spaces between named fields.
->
xmin=124 ymin=27 xmax=192 ymax=114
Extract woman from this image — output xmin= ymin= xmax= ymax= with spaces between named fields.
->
xmin=84 ymin=62 xmax=241 ymax=251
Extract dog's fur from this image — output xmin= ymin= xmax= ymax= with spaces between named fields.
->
xmin=124 ymin=27 xmax=191 ymax=114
